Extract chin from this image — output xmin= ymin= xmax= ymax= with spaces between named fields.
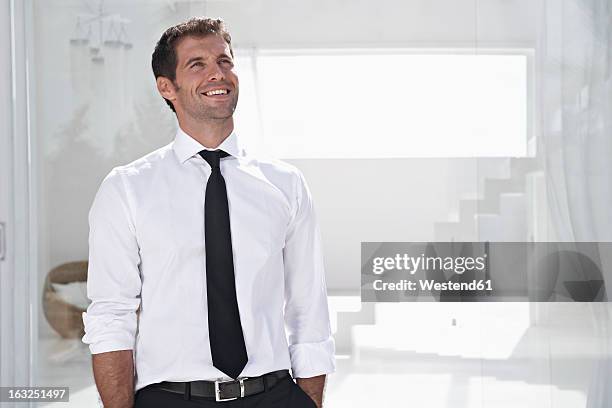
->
xmin=206 ymin=108 xmax=236 ymax=120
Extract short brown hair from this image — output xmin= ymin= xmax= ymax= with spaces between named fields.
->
xmin=152 ymin=17 xmax=234 ymax=113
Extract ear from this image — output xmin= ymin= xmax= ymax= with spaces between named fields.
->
xmin=156 ymin=76 xmax=177 ymax=102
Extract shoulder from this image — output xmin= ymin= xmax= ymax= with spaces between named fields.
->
xmin=98 ymin=143 xmax=175 ymax=190
xmin=239 ymin=154 xmax=312 ymax=215
xmin=112 ymin=143 xmax=174 ymax=179
xmin=242 ymin=154 xmax=306 ymax=186
xmin=94 ymin=143 xmax=174 ymax=207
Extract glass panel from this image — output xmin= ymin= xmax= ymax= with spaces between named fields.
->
xmin=34 ymin=1 xmax=208 ymax=406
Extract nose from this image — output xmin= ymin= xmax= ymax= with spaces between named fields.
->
xmin=207 ymin=63 xmax=225 ymax=82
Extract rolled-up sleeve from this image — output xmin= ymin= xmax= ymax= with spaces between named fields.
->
xmin=283 ymin=170 xmax=336 ymax=378
xmin=82 ymin=168 xmax=142 ymax=354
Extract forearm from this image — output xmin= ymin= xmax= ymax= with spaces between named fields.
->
xmin=92 ymin=350 xmax=135 ymax=408
xmin=296 ymin=374 xmax=326 ymax=408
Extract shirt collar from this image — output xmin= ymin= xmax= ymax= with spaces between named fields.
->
xmin=172 ymin=126 xmax=246 ymax=164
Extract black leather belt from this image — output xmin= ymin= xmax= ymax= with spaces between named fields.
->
xmin=148 ymin=369 xmax=290 ymax=402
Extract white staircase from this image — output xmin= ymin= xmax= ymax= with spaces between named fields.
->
xmin=434 ymin=158 xmax=543 ymax=242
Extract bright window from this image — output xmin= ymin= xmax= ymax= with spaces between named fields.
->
xmin=235 ymin=50 xmax=532 ymax=159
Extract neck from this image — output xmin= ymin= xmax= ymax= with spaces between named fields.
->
xmin=177 ymin=115 xmax=234 ymax=149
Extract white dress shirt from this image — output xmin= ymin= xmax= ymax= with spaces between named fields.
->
xmin=82 ymin=127 xmax=336 ymax=391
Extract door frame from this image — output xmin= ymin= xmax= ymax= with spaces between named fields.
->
xmin=1 ymin=0 xmax=38 ymax=403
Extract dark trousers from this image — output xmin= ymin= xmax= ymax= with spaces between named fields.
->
xmin=134 ymin=375 xmax=317 ymax=408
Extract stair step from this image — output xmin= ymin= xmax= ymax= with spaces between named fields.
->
xmin=459 ymin=198 xmax=498 ymax=221
xmin=475 ymin=193 xmax=527 ymax=241
xmin=509 ymin=157 xmax=540 ymax=175
xmin=434 ymin=219 xmax=480 ymax=241
xmin=334 ymin=302 xmax=376 ymax=354
xmin=485 ymin=177 xmax=525 ymax=198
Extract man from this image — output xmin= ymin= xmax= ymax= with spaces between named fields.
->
xmin=82 ymin=17 xmax=335 ymax=408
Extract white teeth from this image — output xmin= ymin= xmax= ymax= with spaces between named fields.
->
xmin=204 ymin=89 xmax=228 ymax=96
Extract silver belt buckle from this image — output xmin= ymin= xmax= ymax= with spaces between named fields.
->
xmin=214 ymin=377 xmax=248 ymax=402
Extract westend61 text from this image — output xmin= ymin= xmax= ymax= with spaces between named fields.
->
xmin=373 ymin=279 xmax=493 ymax=291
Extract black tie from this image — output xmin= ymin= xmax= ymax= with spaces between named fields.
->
xmin=199 ymin=149 xmax=248 ymax=379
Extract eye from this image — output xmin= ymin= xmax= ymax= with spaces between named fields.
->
xmin=219 ymin=58 xmax=234 ymax=66
xmin=191 ymin=61 xmax=204 ymax=68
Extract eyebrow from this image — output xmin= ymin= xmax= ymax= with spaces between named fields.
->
xmin=183 ymin=53 xmax=233 ymax=68
xmin=184 ymin=56 xmax=204 ymax=68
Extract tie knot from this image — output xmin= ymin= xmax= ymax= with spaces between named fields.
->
xmin=199 ymin=149 xmax=229 ymax=169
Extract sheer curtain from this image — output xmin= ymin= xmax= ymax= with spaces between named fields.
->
xmin=541 ymin=0 xmax=612 ymax=406
xmin=543 ymin=0 xmax=612 ymax=243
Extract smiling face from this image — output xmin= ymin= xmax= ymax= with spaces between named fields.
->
xmin=158 ymin=34 xmax=239 ymax=124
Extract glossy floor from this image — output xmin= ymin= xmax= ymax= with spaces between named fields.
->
xmin=38 ymin=300 xmax=611 ymax=407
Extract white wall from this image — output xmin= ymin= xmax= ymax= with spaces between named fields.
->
xmin=212 ymin=0 xmax=539 ymax=48
xmin=292 ymin=158 xmax=479 ymax=289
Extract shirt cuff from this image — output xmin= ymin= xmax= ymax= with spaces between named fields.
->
xmin=81 ymin=312 xmax=137 ymax=354
xmin=289 ymin=337 xmax=336 ymax=378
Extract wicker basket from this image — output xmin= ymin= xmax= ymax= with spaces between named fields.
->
xmin=42 ymin=261 xmax=88 ymax=339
